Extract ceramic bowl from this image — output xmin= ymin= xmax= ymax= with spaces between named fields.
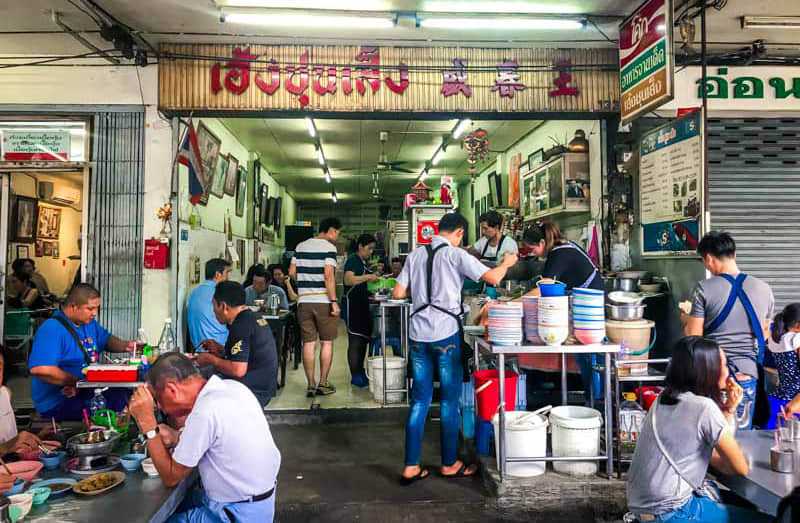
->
xmin=8 ymin=493 xmax=33 ymax=520
xmin=120 ymin=453 xmax=146 ymax=472
xmin=4 ymin=479 xmax=25 ymax=496
xmin=6 ymin=461 xmax=43 ymax=482
xmin=39 ymin=451 xmax=66 ymax=471
xmin=575 ymin=328 xmax=606 ymax=345
xmin=141 ymin=458 xmax=159 ymax=477
xmin=27 ymin=486 xmax=51 ymax=506
xmin=572 ymin=287 xmax=604 ymax=296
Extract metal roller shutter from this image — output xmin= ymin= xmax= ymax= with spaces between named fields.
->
xmin=707 ymin=118 xmax=800 ymax=309
xmin=86 ymin=111 xmax=145 ymax=339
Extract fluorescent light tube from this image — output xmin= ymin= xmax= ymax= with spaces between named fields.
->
xmin=305 ymin=117 xmax=316 ymax=138
xmin=324 ymin=170 xmax=331 ymax=183
xmin=452 ymin=119 xmax=472 ymax=139
xmin=420 ymin=17 xmax=583 ymax=30
xmin=432 ymin=148 xmax=443 ymax=166
xmin=317 ymin=148 xmax=325 ymax=166
xmin=742 ymin=16 xmax=800 ymax=29
xmin=216 ymin=0 xmax=392 ymax=9
xmin=332 ymin=192 xmax=338 ymax=203
xmin=223 ymin=12 xmax=395 ymax=29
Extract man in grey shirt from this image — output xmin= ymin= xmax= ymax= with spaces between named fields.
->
xmin=244 ymin=266 xmax=288 ymax=310
xmin=683 ymin=231 xmax=774 ymax=429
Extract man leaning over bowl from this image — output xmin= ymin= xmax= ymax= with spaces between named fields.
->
xmin=128 ymin=353 xmax=281 ymax=522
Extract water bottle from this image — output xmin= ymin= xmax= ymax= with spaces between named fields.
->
xmin=156 ymin=318 xmax=176 ymax=359
xmin=619 ymin=392 xmax=646 ymax=456
xmin=89 ymin=389 xmax=107 ymax=417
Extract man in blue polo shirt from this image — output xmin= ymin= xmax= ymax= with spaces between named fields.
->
xmin=187 ymin=259 xmax=231 ymax=351
xmin=28 ymin=283 xmax=136 ymax=421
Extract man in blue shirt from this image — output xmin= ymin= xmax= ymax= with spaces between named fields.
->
xmin=187 ymin=259 xmax=231 ymax=351
xmin=28 ymin=284 xmax=136 ymax=421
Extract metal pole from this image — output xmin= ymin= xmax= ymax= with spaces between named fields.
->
xmin=561 ymin=353 xmax=568 ymax=405
xmin=700 ymin=0 xmax=710 ymax=233
xmin=498 ymin=352 xmax=506 ymax=480
xmin=381 ymin=304 xmax=387 ymax=407
xmin=403 ymin=304 xmax=409 ymax=405
xmin=605 ymin=351 xmax=613 ymax=478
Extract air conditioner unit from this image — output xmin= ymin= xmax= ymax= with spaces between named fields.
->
xmin=38 ymin=181 xmax=81 ymax=206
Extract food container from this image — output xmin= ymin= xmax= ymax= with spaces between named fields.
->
xmin=120 ymin=453 xmax=146 ymax=472
xmin=607 ymin=320 xmax=656 ymax=376
xmin=606 ymin=304 xmax=646 ymax=321
xmin=4 ymin=479 xmax=24 ymax=495
xmin=28 ymin=487 xmax=51 ymax=506
xmin=613 ymin=278 xmax=639 ymax=293
xmin=608 ymin=291 xmax=644 ymax=305
xmin=141 ymin=458 xmax=159 ymax=477
xmin=84 ymin=365 xmax=139 ymax=383
xmin=638 ymin=282 xmax=662 ymax=293
xmin=771 ymin=446 xmax=796 ymax=473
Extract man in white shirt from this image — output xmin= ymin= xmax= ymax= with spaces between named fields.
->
xmin=128 ymin=353 xmax=281 ymax=522
xmin=467 ymin=210 xmax=518 ymax=266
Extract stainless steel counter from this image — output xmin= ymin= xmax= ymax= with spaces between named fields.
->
xmin=26 ymin=469 xmax=195 ymax=522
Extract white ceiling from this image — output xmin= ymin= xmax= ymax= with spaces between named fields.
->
xmin=222 ymin=117 xmax=542 ymax=203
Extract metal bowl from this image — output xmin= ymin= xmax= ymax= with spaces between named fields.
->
xmin=67 ymin=430 xmax=120 ymax=457
xmin=606 ymin=303 xmax=646 ymax=321
xmin=608 ymin=291 xmax=645 ymax=305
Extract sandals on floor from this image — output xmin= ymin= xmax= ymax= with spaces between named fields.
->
xmin=440 ymin=462 xmax=479 ymax=479
xmin=400 ymin=468 xmax=430 ymax=486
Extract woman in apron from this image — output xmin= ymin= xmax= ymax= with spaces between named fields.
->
xmin=342 ymin=234 xmax=379 ymax=388
xmin=522 ymin=220 xmax=604 ymax=403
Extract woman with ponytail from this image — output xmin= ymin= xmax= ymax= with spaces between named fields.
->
xmin=769 ymin=303 xmax=800 ymax=417
xmin=521 ymin=220 xmax=603 ymax=291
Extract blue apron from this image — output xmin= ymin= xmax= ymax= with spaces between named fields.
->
xmin=705 ymin=273 xmax=766 ymax=367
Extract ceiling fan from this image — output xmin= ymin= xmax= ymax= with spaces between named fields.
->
xmin=376 ymin=131 xmax=415 ymax=173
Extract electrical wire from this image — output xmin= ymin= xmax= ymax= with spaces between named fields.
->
xmin=0 ymin=49 xmax=117 ymax=68
xmin=587 ymin=18 xmax=616 ymax=45
xmin=66 ymin=0 xmax=104 ymax=27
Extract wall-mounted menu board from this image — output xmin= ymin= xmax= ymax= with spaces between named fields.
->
xmin=639 ymin=110 xmax=704 ymax=257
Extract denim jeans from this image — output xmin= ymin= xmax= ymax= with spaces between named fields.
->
xmin=736 ymin=376 xmax=757 ymax=430
xmin=404 ymin=333 xmax=462 ymax=467
xmin=168 ymin=486 xmax=275 ymax=523
xmin=649 ymin=494 xmax=771 ymax=522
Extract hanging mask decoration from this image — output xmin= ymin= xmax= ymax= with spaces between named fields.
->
xmin=462 ymin=128 xmax=490 ymax=176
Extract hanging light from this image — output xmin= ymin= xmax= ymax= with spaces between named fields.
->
xmin=324 ymin=169 xmax=331 ymax=183
xmin=317 ymin=146 xmax=325 ymax=166
xmin=420 ymin=168 xmax=429 ymax=181
xmin=331 ymin=191 xmax=338 ymax=203
xmin=452 ymin=118 xmax=472 ymax=140
xmin=305 ymin=117 xmax=316 ymax=138
xmin=431 ymin=147 xmax=443 ymax=166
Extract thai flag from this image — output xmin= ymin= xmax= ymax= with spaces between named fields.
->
xmin=177 ymin=121 xmax=205 ymax=205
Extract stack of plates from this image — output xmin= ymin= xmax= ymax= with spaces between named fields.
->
xmin=522 ymin=296 xmax=543 ymax=344
xmin=572 ymin=288 xmax=606 ymax=345
xmin=488 ymin=302 xmax=524 ymax=345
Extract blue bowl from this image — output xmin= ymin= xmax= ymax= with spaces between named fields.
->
xmin=120 ymin=453 xmax=146 ymax=472
xmin=539 ymin=282 xmax=567 ymax=297
xmin=39 ymin=451 xmax=66 ymax=470
xmin=4 ymin=479 xmax=24 ymax=495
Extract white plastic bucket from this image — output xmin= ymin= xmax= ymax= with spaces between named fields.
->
xmin=492 ymin=411 xmax=548 ymax=477
xmin=549 ymin=406 xmax=603 ymax=476
xmin=366 ymin=356 xmax=406 ymax=404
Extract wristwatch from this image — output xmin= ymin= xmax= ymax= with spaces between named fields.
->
xmin=145 ymin=426 xmax=160 ymax=441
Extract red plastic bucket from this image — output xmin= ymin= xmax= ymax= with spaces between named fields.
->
xmin=473 ymin=369 xmax=518 ymax=421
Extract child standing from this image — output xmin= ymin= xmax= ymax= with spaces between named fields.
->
xmin=769 ymin=304 xmax=800 ymax=416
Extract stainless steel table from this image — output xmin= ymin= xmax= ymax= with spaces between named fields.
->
xmin=26 ymin=469 xmax=196 ymax=522
xmin=76 ymin=381 xmax=144 ymax=389
xmin=714 ymin=429 xmax=794 ymax=517
xmin=377 ymin=300 xmax=410 ymax=406
xmin=475 ymin=338 xmax=620 ymax=481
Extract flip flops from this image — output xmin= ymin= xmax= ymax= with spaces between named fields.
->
xmin=441 ymin=462 xmax=479 ymax=479
xmin=399 ymin=468 xmax=430 ymax=486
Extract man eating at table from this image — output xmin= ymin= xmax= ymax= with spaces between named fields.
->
xmin=195 ymin=281 xmax=278 ymax=407
xmin=28 ymin=283 xmax=136 ymax=421
xmin=128 ymin=353 xmax=281 ymax=522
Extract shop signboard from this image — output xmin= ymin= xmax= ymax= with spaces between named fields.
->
xmin=158 ymin=44 xmax=619 ymax=114
xmin=619 ymin=0 xmax=674 ymax=124
xmin=639 ymin=110 xmax=704 ymax=257
xmin=1 ymin=130 xmax=70 ymax=161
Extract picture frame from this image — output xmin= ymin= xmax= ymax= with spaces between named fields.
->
xmin=235 ymin=166 xmax=247 ymax=217
xmin=488 ymin=172 xmax=502 ymax=210
xmin=224 ymin=154 xmax=239 ymax=196
xmin=210 ymin=153 xmax=228 ymax=198
xmin=16 ymin=244 xmax=29 ymax=260
xmin=42 ymin=241 xmax=53 ymax=257
xmin=37 ymin=205 xmax=61 ymax=240
xmin=259 ymin=184 xmax=269 ymax=226
xmin=273 ymin=196 xmax=282 ymax=232
xmin=528 ymin=148 xmax=544 ymax=168
xmin=51 ymin=241 xmax=60 ymax=259
xmin=196 ymin=121 xmax=221 ymax=193
xmin=34 ymin=240 xmax=44 ymax=257
xmin=236 ymin=239 xmax=246 ymax=274
xmin=12 ymin=196 xmax=38 ymax=243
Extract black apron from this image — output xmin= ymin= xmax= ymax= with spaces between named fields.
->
xmin=342 ymin=257 xmax=372 ymax=340
xmin=479 ymin=235 xmax=508 ymax=265
xmin=549 ymin=241 xmax=599 ymax=290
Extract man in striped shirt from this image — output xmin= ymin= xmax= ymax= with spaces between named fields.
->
xmin=289 ymin=218 xmax=342 ymax=397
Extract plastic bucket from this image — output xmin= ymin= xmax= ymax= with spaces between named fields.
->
xmin=473 ymin=369 xmax=518 ymax=421
xmin=606 ymin=320 xmax=655 ymax=376
xmin=538 ymin=281 xmax=567 ymax=297
xmin=492 ymin=411 xmax=548 ymax=477
xmin=366 ymin=356 xmax=406 ymax=404
xmin=549 ymin=406 xmax=603 ymax=476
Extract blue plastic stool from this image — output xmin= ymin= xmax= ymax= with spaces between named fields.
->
xmin=475 ymin=419 xmax=494 ymax=456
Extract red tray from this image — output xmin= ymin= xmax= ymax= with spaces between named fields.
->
xmin=85 ymin=365 xmax=139 ymax=383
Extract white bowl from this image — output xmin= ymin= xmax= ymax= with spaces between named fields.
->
xmin=141 ymin=458 xmax=160 ymax=477
xmin=9 ymin=493 xmax=33 ymax=520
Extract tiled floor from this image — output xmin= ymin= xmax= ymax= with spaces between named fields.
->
xmin=268 ymin=325 xmax=407 ymax=411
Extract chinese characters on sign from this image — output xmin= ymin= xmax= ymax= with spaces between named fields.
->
xmin=208 ymin=48 xmax=581 ymax=106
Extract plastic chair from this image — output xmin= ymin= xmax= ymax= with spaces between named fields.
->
xmin=4 ymin=309 xmax=35 ymax=370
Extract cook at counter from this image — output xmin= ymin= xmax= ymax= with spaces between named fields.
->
xmin=128 ymin=353 xmax=281 ymax=522
xmin=29 ymin=283 xmax=136 ymax=421
xmin=522 ymin=220 xmax=603 ymax=292
xmin=467 ymin=211 xmax=518 ymax=267
xmin=342 ymin=234 xmax=379 ymax=388
xmin=193 ymin=281 xmax=278 ymax=407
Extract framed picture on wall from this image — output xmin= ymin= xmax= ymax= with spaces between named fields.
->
xmin=34 ymin=240 xmax=44 ymax=257
xmin=528 ymin=148 xmax=544 ymax=168
xmin=210 ymin=154 xmax=228 ymax=198
xmin=259 ymin=184 xmax=269 ymax=226
xmin=488 ymin=172 xmax=503 ymax=209
xmin=224 ymin=154 xmax=239 ymax=196
xmin=273 ymin=196 xmax=282 ymax=232
xmin=13 ymin=196 xmax=38 ymax=243
xmin=235 ymin=166 xmax=247 ymax=217
xmin=236 ymin=239 xmax=246 ymax=274
xmin=16 ymin=245 xmax=29 ymax=260
xmin=37 ymin=206 xmax=61 ymax=240
xmin=51 ymin=242 xmax=59 ymax=259
xmin=42 ymin=241 xmax=53 ymax=257
xmin=196 ymin=121 xmax=221 ymax=193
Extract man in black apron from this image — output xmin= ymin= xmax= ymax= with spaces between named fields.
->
xmin=683 ymin=231 xmax=774 ymax=429
xmin=393 ymin=213 xmax=517 ymax=484
xmin=468 ymin=210 xmax=518 ymax=267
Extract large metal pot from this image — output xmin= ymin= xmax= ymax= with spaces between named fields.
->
xmin=613 ymin=278 xmax=639 ymax=292
xmin=606 ymin=303 xmax=646 ymax=321
xmin=67 ymin=430 xmax=120 ymax=457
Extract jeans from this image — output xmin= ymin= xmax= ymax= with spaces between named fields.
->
xmin=649 ymin=494 xmax=771 ymax=522
xmin=168 ymin=487 xmax=275 ymax=523
xmin=404 ymin=333 xmax=462 ymax=467
xmin=736 ymin=376 xmax=757 ymax=430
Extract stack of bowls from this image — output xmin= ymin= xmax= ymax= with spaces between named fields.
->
xmin=487 ymin=302 xmax=524 ymax=346
xmin=572 ymin=288 xmax=606 ymax=345
xmin=538 ymin=296 xmax=570 ymax=346
xmin=522 ymin=296 xmax=543 ymax=344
